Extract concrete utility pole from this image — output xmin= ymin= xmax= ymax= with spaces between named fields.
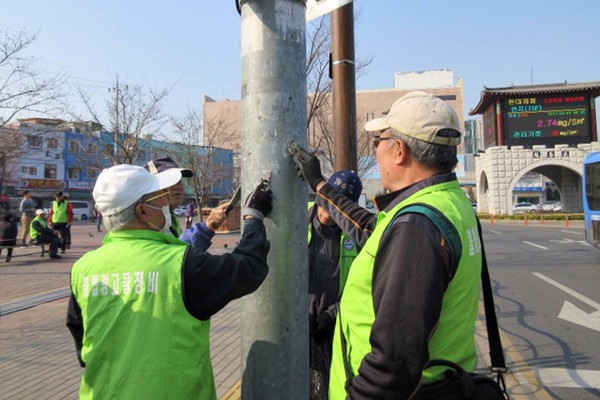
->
xmin=331 ymin=2 xmax=357 ymax=171
xmin=239 ymin=0 xmax=308 ymax=399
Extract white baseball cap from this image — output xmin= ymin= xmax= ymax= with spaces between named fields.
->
xmin=364 ymin=91 xmax=462 ymax=146
xmin=93 ymin=164 xmax=182 ymax=216
xmin=35 ymin=209 xmax=46 ymax=216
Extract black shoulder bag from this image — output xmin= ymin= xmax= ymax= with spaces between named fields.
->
xmin=338 ymin=205 xmax=509 ymax=399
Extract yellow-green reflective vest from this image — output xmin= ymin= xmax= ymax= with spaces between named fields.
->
xmin=71 ymin=229 xmax=214 ymax=400
xmin=329 ymin=180 xmax=482 ymax=399
xmin=29 ymin=216 xmax=47 ymax=240
xmin=51 ymin=200 xmax=68 ymax=223
xmin=308 ymin=202 xmax=358 ymax=294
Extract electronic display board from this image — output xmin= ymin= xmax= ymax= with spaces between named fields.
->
xmin=503 ymin=94 xmax=591 ymax=147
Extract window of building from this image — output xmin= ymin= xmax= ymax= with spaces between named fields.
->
xmin=28 ymin=136 xmax=43 ymax=148
xmin=86 ymin=168 xmax=98 ymax=179
xmin=47 ymin=138 xmax=58 ymax=149
xmin=69 ymin=140 xmax=80 ymax=153
xmin=86 ymin=143 xmax=98 ymax=154
xmin=21 ymin=166 xmax=28 ymax=173
xmin=68 ymin=168 xmax=80 ymax=180
xmin=44 ymin=164 xmax=57 ymax=179
xmin=29 ymin=167 xmax=37 ymax=175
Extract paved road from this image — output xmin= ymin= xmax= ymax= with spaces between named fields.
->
xmin=481 ymin=219 xmax=600 ymax=399
xmin=0 ymin=220 xmax=242 ymax=399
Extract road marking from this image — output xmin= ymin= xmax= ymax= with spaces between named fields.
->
xmin=549 ymin=238 xmax=591 ymax=246
xmin=533 ymin=272 xmax=600 ymax=332
xmin=489 ymin=229 xmax=502 ymax=235
xmin=561 ymin=230 xmax=582 ymax=235
xmin=533 ymin=273 xmax=600 ymax=309
xmin=536 ymin=368 xmax=600 ymax=389
xmin=523 ymin=241 xmax=548 ymax=250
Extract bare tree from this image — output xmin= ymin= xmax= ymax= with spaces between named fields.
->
xmin=74 ymin=76 xmax=171 ymax=165
xmin=0 ymin=126 xmax=24 ymax=195
xmin=170 ymin=109 xmax=235 ymax=214
xmin=0 ymin=29 xmax=67 ymax=127
xmin=305 ymin=16 xmax=376 ymax=178
xmin=0 ymin=29 xmax=67 ymax=194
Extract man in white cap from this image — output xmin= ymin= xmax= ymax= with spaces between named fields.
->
xmin=294 ymin=91 xmax=482 ymax=399
xmin=144 ymin=155 xmax=228 ymax=251
xmin=66 ymin=164 xmax=273 ymax=399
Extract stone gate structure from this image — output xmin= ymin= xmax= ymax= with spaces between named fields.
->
xmin=476 ymin=142 xmax=600 ymax=215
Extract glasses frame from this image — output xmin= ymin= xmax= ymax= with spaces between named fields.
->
xmin=143 ymin=190 xmax=170 ymax=204
xmin=372 ymin=134 xmax=402 ymax=149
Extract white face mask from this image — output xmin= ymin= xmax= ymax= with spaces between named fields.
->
xmin=145 ymin=204 xmax=172 ymax=234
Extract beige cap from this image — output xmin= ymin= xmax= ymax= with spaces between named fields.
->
xmin=364 ymin=91 xmax=462 ymax=146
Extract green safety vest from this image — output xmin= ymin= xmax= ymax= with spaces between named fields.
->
xmin=307 ymin=202 xmax=358 ymax=294
xmin=51 ymin=200 xmax=69 ymax=223
xmin=71 ymin=229 xmax=214 ymax=400
xmin=29 ymin=216 xmax=47 ymax=240
xmin=329 ymin=180 xmax=482 ymax=399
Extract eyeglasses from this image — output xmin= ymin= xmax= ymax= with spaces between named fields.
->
xmin=372 ymin=134 xmax=401 ymax=149
xmin=143 ymin=191 xmax=170 ymax=204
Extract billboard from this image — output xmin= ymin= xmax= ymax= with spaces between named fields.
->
xmin=503 ymin=94 xmax=591 ymax=147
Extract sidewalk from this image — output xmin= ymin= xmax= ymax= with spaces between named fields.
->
xmin=0 ymin=219 xmax=241 ymax=399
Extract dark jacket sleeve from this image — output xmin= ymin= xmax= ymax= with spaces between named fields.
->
xmin=182 ymin=217 xmax=270 ymax=320
xmin=347 ymin=215 xmax=454 ymax=399
xmin=66 ymin=293 xmax=86 ymax=367
xmin=315 ymin=183 xmax=377 ymax=247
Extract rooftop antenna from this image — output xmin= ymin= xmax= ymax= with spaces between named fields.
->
xmin=530 ymin=66 xmax=534 ymax=84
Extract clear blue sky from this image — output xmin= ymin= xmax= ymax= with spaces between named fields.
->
xmin=3 ymin=0 xmax=600 ymax=130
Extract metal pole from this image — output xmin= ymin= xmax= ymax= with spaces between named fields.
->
xmin=240 ymin=0 xmax=308 ymax=399
xmin=331 ymin=2 xmax=357 ymax=171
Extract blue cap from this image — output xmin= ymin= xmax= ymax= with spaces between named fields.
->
xmin=327 ymin=170 xmax=362 ymax=202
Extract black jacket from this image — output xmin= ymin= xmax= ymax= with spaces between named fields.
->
xmin=0 ymin=220 xmax=18 ymax=246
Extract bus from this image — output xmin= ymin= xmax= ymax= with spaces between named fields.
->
xmin=583 ymin=152 xmax=600 ymax=249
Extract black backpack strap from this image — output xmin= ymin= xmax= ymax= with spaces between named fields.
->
xmin=476 ymin=218 xmax=507 ymax=374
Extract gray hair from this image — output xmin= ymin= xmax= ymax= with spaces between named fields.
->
xmin=392 ymin=129 xmax=459 ymax=173
xmin=103 ymin=201 xmax=140 ymax=232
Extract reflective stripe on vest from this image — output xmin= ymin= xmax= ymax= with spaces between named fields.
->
xmin=71 ymin=229 xmax=215 ymax=400
xmin=329 ymin=180 xmax=482 ymax=399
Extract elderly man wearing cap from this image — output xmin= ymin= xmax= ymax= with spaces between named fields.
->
xmin=66 ymin=164 xmax=273 ymax=399
xmin=145 ymin=156 xmax=228 ymax=251
xmin=294 ymin=91 xmax=482 ymax=399
xmin=30 ymin=209 xmax=62 ymax=259
xmin=307 ymin=170 xmax=364 ymax=400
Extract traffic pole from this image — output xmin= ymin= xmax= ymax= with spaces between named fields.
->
xmin=240 ymin=0 xmax=308 ymax=398
xmin=540 ymin=215 xmax=544 ymax=225
xmin=490 ymin=214 xmax=494 ymax=224
xmin=331 ymin=2 xmax=357 ymax=171
xmin=565 ymin=214 xmax=569 ymax=228
xmin=525 ymin=215 xmax=528 ymax=226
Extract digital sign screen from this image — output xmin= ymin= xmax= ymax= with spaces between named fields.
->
xmin=503 ymin=94 xmax=591 ymax=147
